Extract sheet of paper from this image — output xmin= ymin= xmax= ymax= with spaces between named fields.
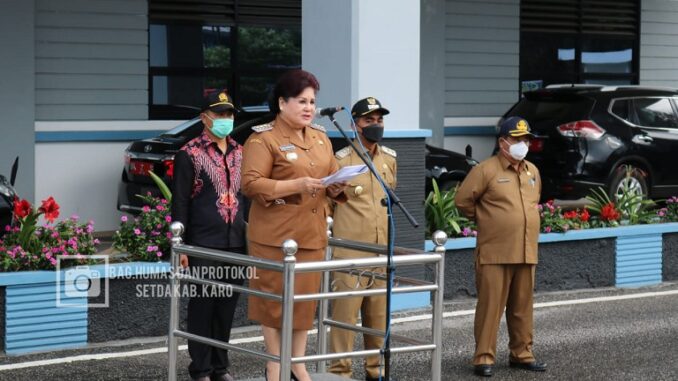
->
xmin=321 ymin=164 xmax=368 ymax=185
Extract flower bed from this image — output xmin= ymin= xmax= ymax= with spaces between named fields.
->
xmin=426 ymin=223 xmax=678 ymax=300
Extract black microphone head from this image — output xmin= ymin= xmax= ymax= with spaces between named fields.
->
xmin=315 ymin=106 xmax=345 ymax=117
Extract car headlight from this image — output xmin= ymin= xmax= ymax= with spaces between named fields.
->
xmin=0 ymin=183 xmax=11 ymax=198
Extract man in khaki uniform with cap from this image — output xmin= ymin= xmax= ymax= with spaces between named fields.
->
xmin=455 ymin=116 xmax=547 ymax=377
xmin=328 ymin=97 xmax=396 ymax=381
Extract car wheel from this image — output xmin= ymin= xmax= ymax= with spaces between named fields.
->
xmin=608 ymin=165 xmax=648 ymax=201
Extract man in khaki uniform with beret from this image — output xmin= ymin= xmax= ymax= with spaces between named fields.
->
xmin=455 ymin=116 xmax=547 ymax=377
xmin=328 ymin=97 xmax=396 ymax=381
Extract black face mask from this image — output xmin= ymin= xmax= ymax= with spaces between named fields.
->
xmin=361 ymin=124 xmax=384 ymax=143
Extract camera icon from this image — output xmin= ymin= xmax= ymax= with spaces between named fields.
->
xmin=64 ymin=265 xmax=101 ymax=298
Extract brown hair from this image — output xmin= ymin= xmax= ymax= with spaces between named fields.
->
xmin=268 ymin=69 xmax=320 ymax=114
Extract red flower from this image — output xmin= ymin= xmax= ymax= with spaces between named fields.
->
xmin=13 ymin=198 xmax=32 ymax=219
xmin=164 ymin=160 xmax=174 ymax=178
xmin=581 ymin=209 xmax=590 ymax=222
xmin=563 ymin=210 xmax=578 ymax=219
xmin=39 ymin=196 xmax=60 ymax=223
xmin=600 ymin=203 xmax=620 ymax=222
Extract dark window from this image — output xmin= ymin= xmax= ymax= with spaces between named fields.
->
xmin=149 ymin=1 xmax=301 ymax=120
xmin=610 ymin=99 xmax=630 ymax=121
xmin=520 ymin=0 xmax=639 ymax=93
xmin=632 ymin=98 xmax=678 ymax=128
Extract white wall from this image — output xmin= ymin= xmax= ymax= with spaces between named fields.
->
xmin=35 ymin=142 xmax=128 ymax=232
xmin=444 ymin=135 xmax=496 ymax=161
xmin=34 ymin=120 xmax=183 ymax=232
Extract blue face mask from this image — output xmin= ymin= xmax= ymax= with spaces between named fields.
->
xmin=206 ymin=116 xmax=234 ymax=138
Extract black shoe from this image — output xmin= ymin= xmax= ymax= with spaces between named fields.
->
xmin=211 ymin=372 xmax=234 ymax=381
xmin=473 ymin=364 xmax=493 ymax=377
xmin=509 ymin=361 xmax=547 ymax=372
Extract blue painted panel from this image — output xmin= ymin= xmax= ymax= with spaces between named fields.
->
xmin=444 ymin=126 xmax=497 ymax=136
xmin=7 ymin=327 xmax=87 ymax=342
xmin=6 ymin=311 xmax=86 ymax=327
xmin=392 ymin=292 xmax=430 ymax=311
xmin=7 ymin=319 xmax=86 ymax=334
xmin=6 ymin=334 xmax=88 ymax=350
xmin=615 ymin=233 xmax=663 ymax=287
xmin=426 ymin=223 xmax=678 ymax=251
xmin=5 ymin=282 xmax=88 ymax=356
xmin=7 ymin=342 xmax=87 ymax=356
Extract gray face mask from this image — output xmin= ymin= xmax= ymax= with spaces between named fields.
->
xmin=361 ymin=124 xmax=384 ymax=143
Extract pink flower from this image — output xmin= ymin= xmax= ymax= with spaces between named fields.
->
xmin=49 ymin=258 xmax=57 ymax=266
xmin=71 ymin=214 xmax=79 ymax=221
xmin=156 ymin=251 xmax=163 ymax=257
xmin=142 ymin=206 xmax=151 ymax=213
xmin=121 ymin=215 xmax=128 ymax=222
xmin=462 ymin=227 xmax=472 ymax=237
xmin=93 ymin=239 xmax=100 ymax=245
xmin=146 ymin=245 xmax=158 ymax=252
xmin=165 ymin=215 xmax=172 ymax=223
xmin=86 ymin=225 xmax=94 ymax=233
xmin=134 ymin=228 xmax=141 ymax=235
xmin=4 ymin=225 xmax=10 ymax=232
xmin=161 ymin=199 xmax=168 ymax=205
xmin=156 ymin=205 xmax=165 ymax=211
xmin=544 ymin=226 xmax=552 ymax=233
xmin=472 ymin=230 xmax=478 ymax=237
xmin=51 ymin=232 xmax=59 ymax=238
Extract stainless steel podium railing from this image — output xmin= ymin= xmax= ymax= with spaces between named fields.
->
xmin=167 ymin=219 xmax=448 ymax=381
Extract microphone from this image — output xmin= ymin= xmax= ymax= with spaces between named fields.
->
xmin=315 ymin=106 xmax=345 ymax=117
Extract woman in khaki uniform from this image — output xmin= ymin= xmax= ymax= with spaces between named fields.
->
xmin=241 ymin=69 xmax=347 ymax=381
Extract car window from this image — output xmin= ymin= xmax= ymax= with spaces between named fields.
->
xmin=610 ymin=99 xmax=629 ymax=121
xmin=510 ymin=99 xmax=593 ymax=123
xmin=632 ymin=98 xmax=678 ymax=129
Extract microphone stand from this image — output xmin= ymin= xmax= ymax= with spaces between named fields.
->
xmin=326 ymin=112 xmax=419 ymax=380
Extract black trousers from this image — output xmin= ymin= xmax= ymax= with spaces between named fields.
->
xmin=186 ymin=247 xmax=246 ymax=379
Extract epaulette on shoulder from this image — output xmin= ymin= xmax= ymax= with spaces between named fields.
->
xmin=335 ymin=146 xmax=351 ymax=160
xmin=251 ymin=123 xmax=273 ymax=133
xmin=310 ymin=123 xmax=326 ymax=133
xmin=381 ymin=145 xmax=397 ymax=158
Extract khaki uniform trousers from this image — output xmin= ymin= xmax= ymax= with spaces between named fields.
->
xmin=328 ymin=268 xmax=387 ymax=379
xmin=473 ymin=262 xmax=536 ymax=365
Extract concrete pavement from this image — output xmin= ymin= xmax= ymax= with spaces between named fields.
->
xmin=1 ymin=283 xmax=677 ymax=380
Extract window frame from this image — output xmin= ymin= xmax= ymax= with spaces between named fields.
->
xmin=148 ymin=2 xmax=301 ymax=120
xmin=609 ymin=96 xmax=678 ymax=131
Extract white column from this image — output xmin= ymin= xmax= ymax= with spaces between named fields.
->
xmin=303 ymin=0 xmax=421 ymax=131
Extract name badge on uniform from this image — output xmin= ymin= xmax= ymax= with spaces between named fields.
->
xmin=497 ymin=178 xmax=510 ymax=183
xmin=279 ymin=144 xmax=296 ymax=152
xmin=529 ymin=178 xmax=536 ymax=187
xmin=286 ymin=152 xmax=298 ymax=161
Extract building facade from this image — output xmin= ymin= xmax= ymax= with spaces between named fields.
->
xmin=1 ymin=0 xmax=678 ymax=235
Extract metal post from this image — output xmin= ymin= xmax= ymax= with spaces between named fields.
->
xmin=167 ymin=222 xmax=184 ymax=381
xmin=317 ymin=217 xmax=333 ymax=373
xmin=279 ymin=240 xmax=298 ymax=381
xmin=430 ymin=231 xmax=448 ymax=381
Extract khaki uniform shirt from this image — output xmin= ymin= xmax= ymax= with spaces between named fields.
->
xmin=331 ymin=144 xmax=397 ymax=259
xmin=454 ymin=154 xmax=541 ymax=264
xmin=241 ymin=117 xmax=346 ymax=250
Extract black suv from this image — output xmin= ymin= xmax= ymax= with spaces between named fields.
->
xmin=502 ymin=85 xmax=678 ymax=201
